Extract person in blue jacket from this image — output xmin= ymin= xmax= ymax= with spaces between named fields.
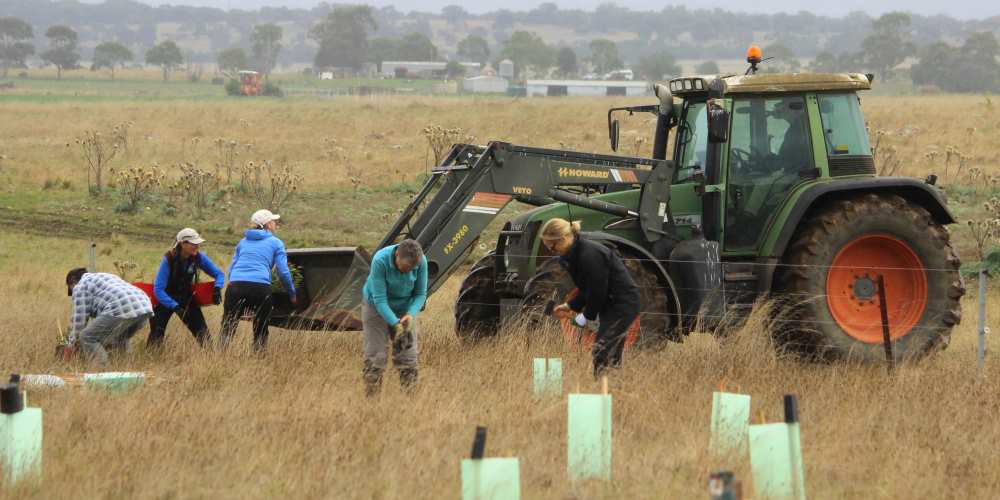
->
xmin=219 ymin=209 xmax=297 ymax=352
xmin=148 ymin=228 xmax=225 ymax=347
xmin=361 ymin=238 xmax=427 ymax=396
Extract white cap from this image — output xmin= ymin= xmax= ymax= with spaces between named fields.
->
xmin=176 ymin=228 xmax=205 ymax=245
xmin=251 ymin=209 xmax=280 ymax=227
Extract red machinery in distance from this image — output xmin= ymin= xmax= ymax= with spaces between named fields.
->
xmin=238 ymin=70 xmax=262 ymax=96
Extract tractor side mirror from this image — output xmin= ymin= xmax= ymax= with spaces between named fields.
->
xmin=707 ymin=104 xmax=729 ymax=143
xmin=609 ymin=119 xmax=620 ymax=152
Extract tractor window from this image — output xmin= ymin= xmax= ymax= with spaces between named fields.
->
xmin=725 ymin=96 xmax=812 ymax=251
xmin=674 ymin=101 xmax=708 ymax=183
xmin=818 ymin=94 xmax=872 ymax=156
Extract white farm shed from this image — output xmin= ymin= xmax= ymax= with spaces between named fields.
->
xmin=463 ymin=75 xmax=509 ymax=94
xmin=525 ymin=80 xmax=652 ymax=97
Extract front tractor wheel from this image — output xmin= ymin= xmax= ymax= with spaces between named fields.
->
xmin=454 ymin=252 xmax=501 ymax=341
xmin=776 ymin=193 xmax=964 ymax=361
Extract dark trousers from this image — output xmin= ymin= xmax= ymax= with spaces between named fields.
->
xmin=219 ymin=281 xmax=273 ymax=352
xmin=593 ymin=303 xmax=640 ymax=377
xmin=148 ymin=304 xmax=209 ymax=347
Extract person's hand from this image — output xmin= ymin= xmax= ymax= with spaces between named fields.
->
xmin=399 ymin=314 xmax=413 ymax=328
xmin=553 ymin=303 xmax=572 ymax=319
xmin=290 ymin=295 xmax=298 ymax=305
xmin=392 ymin=322 xmax=406 ymax=338
xmin=212 ymin=288 xmax=222 ymax=305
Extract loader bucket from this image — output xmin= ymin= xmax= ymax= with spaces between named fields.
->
xmin=269 ymin=247 xmax=372 ymax=331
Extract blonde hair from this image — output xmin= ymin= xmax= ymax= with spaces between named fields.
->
xmin=541 ymin=218 xmax=581 ymax=241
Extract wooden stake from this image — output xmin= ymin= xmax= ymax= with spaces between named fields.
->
xmin=601 ymin=375 xmax=608 ymax=395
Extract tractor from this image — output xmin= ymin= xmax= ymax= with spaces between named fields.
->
xmin=269 ymin=57 xmax=964 ymax=362
xmin=238 ymin=70 xmax=262 ymax=96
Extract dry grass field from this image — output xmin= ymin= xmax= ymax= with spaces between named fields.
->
xmin=1 ymin=82 xmax=1000 ymax=498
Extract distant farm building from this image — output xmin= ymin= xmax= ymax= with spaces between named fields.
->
xmin=525 ymin=80 xmax=652 ymax=97
xmin=463 ymin=75 xmax=509 ymax=94
xmin=381 ymin=61 xmax=481 ymax=78
xmin=498 ymin=59 xmax=515 ymax=80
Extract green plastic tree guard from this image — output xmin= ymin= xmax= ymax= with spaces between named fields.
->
xmin=0 ymin=408 xmax=43 ymax=484
xmin=532 ymin=358 xmax=562 ymax=398
xmin=567 ymin=393 xmax=612 ymax=481
xmin=748 ymin=422 xmax=806 ymax=500
xmin=83 ymin=372 xmax=145 ymax=393
xmin=710 ymin=391 xmax=751 ymax=455
xmin=461 ymin=458 xmax=521 ymax=500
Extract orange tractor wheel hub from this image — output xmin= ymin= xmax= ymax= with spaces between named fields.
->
xmin=826 ymin=235 xmax=928 ymax=343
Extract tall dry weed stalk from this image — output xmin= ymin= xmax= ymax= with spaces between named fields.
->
xmin=872 ymin=129 xmax=903 ymax=176
xmin=73 ymin=121 xmax=132 ymax=193
xmin=968 ymin=197 xmax=1000 ymax=260
xmin=240 ymin=159 xmax=302 ymax=212
xmin=214 ymin=138 xmax=252 ymax=186
xmin=422 ymin=125 xmax=475 ymax=166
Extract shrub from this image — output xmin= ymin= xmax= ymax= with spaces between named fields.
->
xmin=239 ymin=159 xmax=302 ymax=211
xmin=224 ymin=79 xmax=241 ymax=96
xmin=262 ymin=81 xmax=283 ymax=97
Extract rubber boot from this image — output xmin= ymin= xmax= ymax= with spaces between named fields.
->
xmin=399 ymin=367 xmax=418 ymax=393
xmin=363 ymin=363 xmax=384 ymax=397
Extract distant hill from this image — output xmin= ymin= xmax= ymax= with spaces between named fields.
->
xmin=2 ymin=0 xmax=998 ymax=69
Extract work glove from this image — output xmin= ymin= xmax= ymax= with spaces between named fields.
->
xmin=212 ymin=288 xmax=222 ymax=305
xmin=574 ymin=313 xmax=587 ymax=328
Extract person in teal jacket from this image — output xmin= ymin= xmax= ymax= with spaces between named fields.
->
xmin=361 ymin=238 xmax=427 ymax=395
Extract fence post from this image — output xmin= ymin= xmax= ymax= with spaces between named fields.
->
xmin=978 ymin=268 xmax=987 ymax=375
xmin=87 ymin=242 xmax=97 ymax=272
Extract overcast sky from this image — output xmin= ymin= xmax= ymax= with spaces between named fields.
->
xmin=115 ymin=0 xmax=1000 ymax=20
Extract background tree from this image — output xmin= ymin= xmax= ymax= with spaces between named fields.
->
xmin=763 ymin=42 xmax=800 ymax=72
xmin=310 ymin=5 xmax=376 ymax=71
xmin=397 ymin=33 xmax=438 ymax=61
xmin=861 ymin=12 xmax=915 ymax=79
xmin=41 ymin=25 xmax=79 ymax=80
xmin=0 ymin=17 xmax=33 ymax=78
xmin=250 ymin=23 xmax=283 ymax=77
xmin=441 ymin=5 xmax=468 ymax=25
xmin=217 ymin=47 xmax=248 ymax=77
xmin=556 ymin=47 xmax=578 ymax=77
xmin=636 ymin=50 xmax=680 ymax=80
xmin=911 ymin=33 xmax=1000 ymax=92
xmin=499 ymin=31 xmax=554 ymax=78
xmin=589 ymin=38 xmax=622 ymax=74
xmin=145 ymin=40 xmax=183 ymax=81
xmin=91 ymin=41 xmax=132 ymax=80
xmin=457 ymin=35 xmax=490 ymax=64
xmin=368 ymin=37 xmax=399 ymax=72
xmin=445 ymin=60 xmax=466 ymax=79
xmin=695 ymin=60 xmax=720 ymax=74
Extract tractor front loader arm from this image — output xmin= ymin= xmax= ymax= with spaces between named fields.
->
xmin=273 ymin=141 xmax=673 ymax=331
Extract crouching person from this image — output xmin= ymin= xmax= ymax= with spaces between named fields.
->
xmin=65 ymin=268 xmax=153 ymax=365
xmin=542 ymin=218 xmax=641 ymax=377
xmin=361 ymin=239 xmax=427 ymax=396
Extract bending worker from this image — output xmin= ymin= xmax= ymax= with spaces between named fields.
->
xmin=543 ymin=218 xmax=640 ymax=377
xmin=219 ymin=209 xmax=296 ymax=352
xmin=65 ymin=268 xmax=153 ymax=365
xmin=361 ymin=238 xmax=427 ymax=396
xmin=148 ymin=228 xmax=225 ymax=348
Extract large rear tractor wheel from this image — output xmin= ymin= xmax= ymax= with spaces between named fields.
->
xmin=775 ymin=193 xmax=964 ymax=361
xmin=518 ymin=247 xmax=677 ymax=348
xmin=454 ymin=252 xmax=501 ymax=341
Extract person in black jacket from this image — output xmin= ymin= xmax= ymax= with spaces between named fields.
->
xmin=148 ymin=228 xmax=225 ymax=348
xmin=542 ymin=218 xmax=641 ymax=376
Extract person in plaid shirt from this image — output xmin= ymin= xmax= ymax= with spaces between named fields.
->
xmin=65 ymin=268 xmax=153 ymax=365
